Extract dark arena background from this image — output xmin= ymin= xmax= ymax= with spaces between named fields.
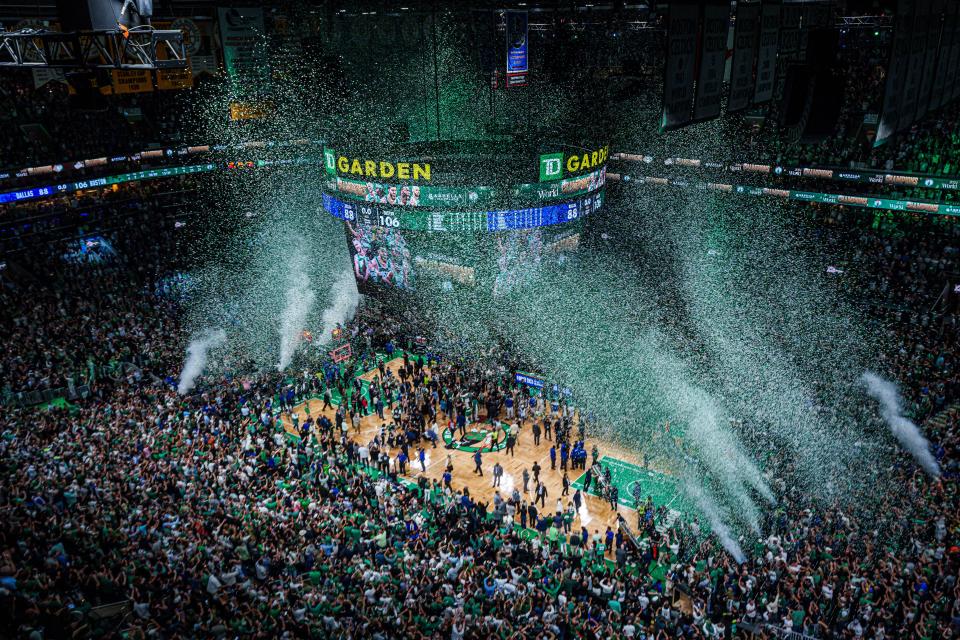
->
xmin=1 ymin=1 xmax=959 ymax=638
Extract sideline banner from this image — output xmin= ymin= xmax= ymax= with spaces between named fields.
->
xmin=661 ymin=1 xmax=699 ymax=130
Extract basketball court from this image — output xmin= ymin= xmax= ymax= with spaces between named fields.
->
xmin=279 ymin=352 xmax=694 ymax=536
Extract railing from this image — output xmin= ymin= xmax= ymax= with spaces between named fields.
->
xmin=1 ymin=359 xmax=158 ymax=407
xmin=2 ymin=384 xmax=91 ymax=408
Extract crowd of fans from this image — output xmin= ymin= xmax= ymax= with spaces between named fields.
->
xmin=0 ymin=186 xmax=956 ymax=640
xmin=2 ymin=13 xmax=960 ymax=638
xmin=0 ymin=71 xmax=199 ymax=174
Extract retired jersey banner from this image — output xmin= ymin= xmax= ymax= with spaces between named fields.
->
xmin=728 ymin=1 xmax=761 ymax=112
xmin=692 ymin=0 xmax=730 ymax=122
xmin=661 ymin=1 xmax=699 ymax=130
xmin=752 ymin=0 xmax=781 ymax=105
xmin=876 ymin=0 xmax=916 ymax=146
xmin=217 ymin=7 xmax=267 ymax=87
xmin=505 ymin=11 xmax=529 ymax=87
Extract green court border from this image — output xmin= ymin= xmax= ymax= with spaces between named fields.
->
xmin=441 ymin=423 xmax=509 ymax=453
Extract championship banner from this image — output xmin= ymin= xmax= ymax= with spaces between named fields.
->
xmin=900 ymin=0 xmax=932 ymax=130
xmin=692 ymin=0 xmax=730 ymax=122
xmin=104 ymin=69 xmax=153 ymax=95
xmin=32 ymin=68 xmax=68 ymax=88
xmin=752 ymin=0 xmax=781 ymax=105
xmin=183 ymin=18 xmax=219 ymax=77
xmin=728 ymin=1 xmax=761 ymax=113
xmin=505 ymin=11 xmax=529 ymax=87
xmin=154 ymin=20 xmax=194 ymax=90
xmin=875 ymin=0 xmax=915 ymax=146
xmin=930 ymin=1 xmax=957 ymax=110
xmin=217 ymin=7 xmax=267 ymax=87
xmin=661 ymin=1 xmax=699 ymax=130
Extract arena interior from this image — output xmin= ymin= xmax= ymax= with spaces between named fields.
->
xmin=1 ymin=1 xmax=959 ymax=638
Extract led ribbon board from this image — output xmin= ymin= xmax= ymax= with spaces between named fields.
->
xmin=0 ymin=164 xmax=216 ymax=205
xmin=630 ymin=175 xmax=960 ymax=218
xmin=323 ymin=189 xmax=604 ymax=232
xmin=324 ymin=166 xmax=606 ymax=208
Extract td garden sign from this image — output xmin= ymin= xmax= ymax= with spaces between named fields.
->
xmin=539 ymin=145 xmax=609 ymax=182
xmin=324 ymin=149 xmax=431 ymax=181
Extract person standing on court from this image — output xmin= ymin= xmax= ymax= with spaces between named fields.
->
xmin=418 ymin=447 xmax=426 ymax=473
xmin=532 ymin=421 xmax=541 ymax=446
xmin=573 ymin=489 xmax=582 ymax=512
xmin=549 ymin=445 xmax=557 ymax=470
xmin=562 ymin=473 xmax=570 ymax=497
xmin=322 ymin=387 xmax=333 ymax=411
xmin=505 ymin=432 xmax=516 ymax=457
xmin=536 ymin=481 xmax=548 ymax=508
xmin=473 ymin=450 xmax=483 ymax=476
xmin=522 ymin=468 xmax=530 ymax=493
xmin=532 ymin=461 xmax=541 ymax=484
xmin=493 ymin=461 xmax=503 ymax=487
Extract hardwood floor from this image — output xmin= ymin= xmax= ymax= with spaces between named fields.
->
xmin=280 ymin=356 xmax=666 ymax=536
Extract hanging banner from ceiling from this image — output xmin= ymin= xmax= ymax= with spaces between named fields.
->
xmin=693 ymin=0 xmax=730 ymax=122
xmin=505 ymin=10 xmax=529 ymax=87
xmin=728 ymin=1 xmax=761 ymax=112
xmin=181 ymin=18 xmax=219 ymax=77
xmin=876 ymin=0 xmax=916 ymax=146
xmin=217 ymin=7 xmax=267 ymax=87
xmin=913 ymin=0 xmax=943 ymax=122
xmin=752 ymin=0 xmax=781 ymax=105
xmin=899 ymin=0 xmax=932 ymax=130
xmin=661 ymin=0 xmax=699 ymax=130
xmin=103 ymin=69 xmax=154 ymax=94
xmin=153 ymin=20 xmax=194 ymax=90
xmin=930 ymin=1 xmax=957 ymax=111
xmin=32 ymin=68 xmax=68 ymax=88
